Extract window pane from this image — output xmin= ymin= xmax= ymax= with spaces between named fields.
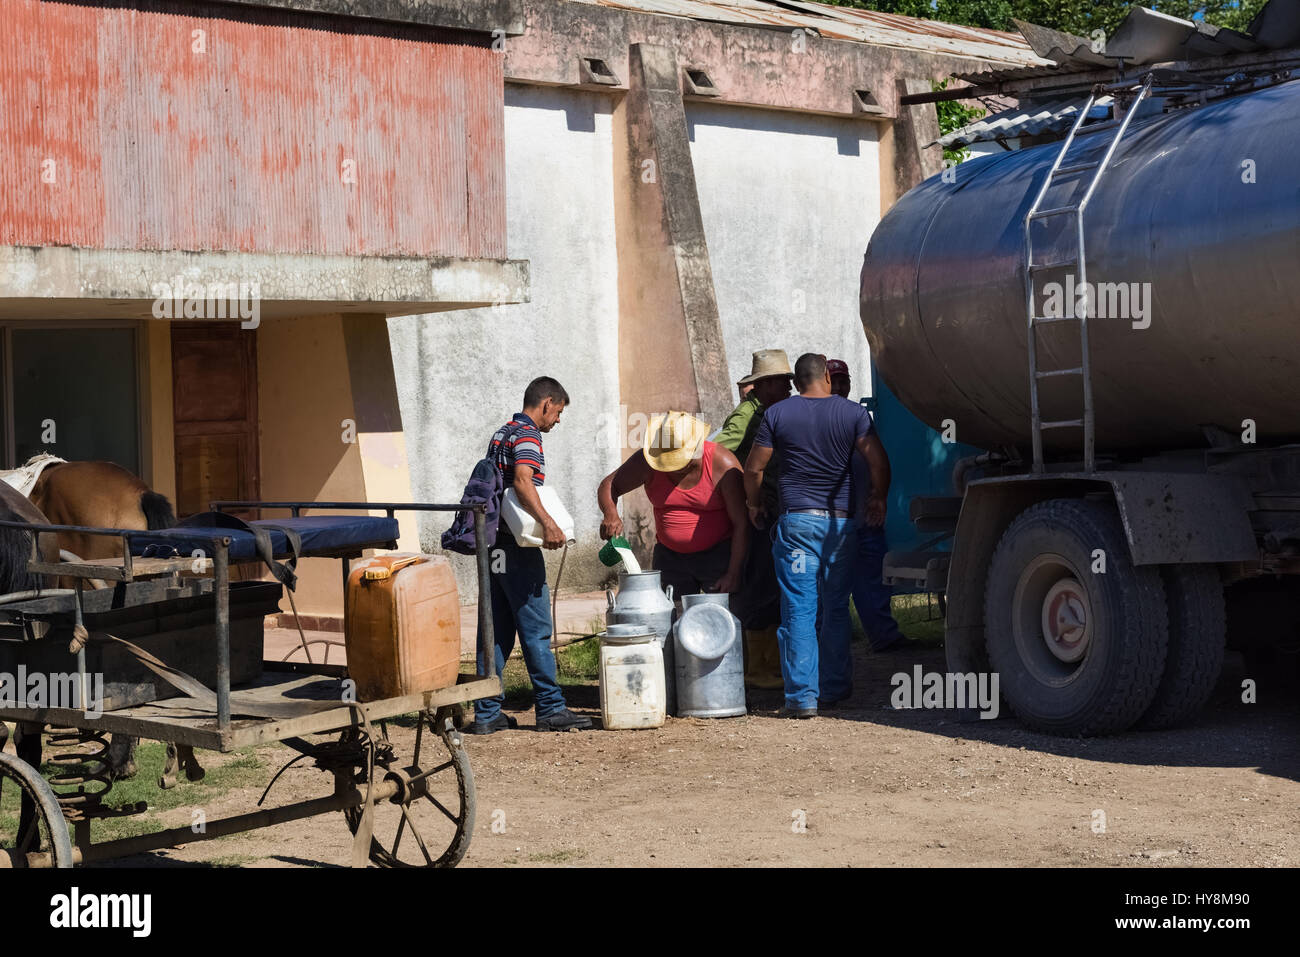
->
xmin=11 ymin=327 xmax=139 ymax=471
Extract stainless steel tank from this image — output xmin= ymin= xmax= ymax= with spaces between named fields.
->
xmin=860 ymin=79 xmax=1300 ymax=455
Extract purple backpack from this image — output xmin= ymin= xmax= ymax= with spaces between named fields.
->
xmin=440 ymin=422 xmax=520 ymax=555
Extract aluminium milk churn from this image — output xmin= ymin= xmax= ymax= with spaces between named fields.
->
xmin=606 ymin=570 xmax=676 ymax=716
xmin=673 ymin=592 xmax=745 ymax=718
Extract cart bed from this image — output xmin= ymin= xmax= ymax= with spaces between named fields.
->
xmin=0 ymin=670 xmax=498 ymax=753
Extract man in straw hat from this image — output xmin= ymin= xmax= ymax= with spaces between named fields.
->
xmin=597 ymin=411 xmax=748 ymax=600
xmin=716 ymin=349 xmax=794 ymax=689
xmin=745 ymin=353 xmax=890 ymax=718
xmin=716 ymin=349 xmax=794 ymax=464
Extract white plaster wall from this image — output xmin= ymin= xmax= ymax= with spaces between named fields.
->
xmin=389 ymin=85 xmax=621 ymax=594
xmin=686 ymin=103 xmax=881 ymax=402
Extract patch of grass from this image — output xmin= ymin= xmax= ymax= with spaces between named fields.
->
xmin=90 ymin=745 xmax=271 ymax=843
xmin=502 ymin=637 xmax=599 ymax=704
xmin=208 ymin=853 xmax=257 ymax=868
xmin=557 ymin=637 xmax=600 ymax=682
xmin=851 ymin=592 xmax=946 ymax=646
xmin=0 ymin=741 xmax=276 ymax=846
xmin=527 ymin=848 xmax=585 ymax=864
xmin=891 ymin=593 xmax=946 ymax=645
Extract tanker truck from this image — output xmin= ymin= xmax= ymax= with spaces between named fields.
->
xmin=860 ymin=19 xmax=1300 ymax=736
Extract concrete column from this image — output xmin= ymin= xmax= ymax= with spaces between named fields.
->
xmin=892 ymin=77 xmax=945 ymax=198
xmin=614 ymin=42 xmax=731 ymax=430
xmin=612 ymin=42 xmax=731 ymax=561
xmin=341 ymin=315 xmax=418 ymax=553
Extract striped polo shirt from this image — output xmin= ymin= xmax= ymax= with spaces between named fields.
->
xmin=491 ymin=412 xmax=545 ymax=487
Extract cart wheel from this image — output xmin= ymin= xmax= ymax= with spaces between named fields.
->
xmin=342 ymin=707 xmax=475 ymax=867
xmin=0 ymin=752 xmax=74 ymax=868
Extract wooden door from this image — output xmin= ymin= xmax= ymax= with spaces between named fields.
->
xmin=171 ymin=323 xmax=259 ymax=517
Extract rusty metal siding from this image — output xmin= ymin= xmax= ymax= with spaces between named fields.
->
xmin=0 ymin=0 xmax=505 ymax=259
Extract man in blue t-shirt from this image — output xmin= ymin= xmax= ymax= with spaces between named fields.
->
xmin=744 ymin=353 xmax=890 ymax=716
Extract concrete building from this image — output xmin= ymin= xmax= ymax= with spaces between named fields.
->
xmin=0 ymin=0 xmax=1042 ymax=623
xmin=396 ymin=0 xmax=1043 ymax=602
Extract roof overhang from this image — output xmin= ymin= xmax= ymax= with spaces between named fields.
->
xmin=906 ymin=2 xmax=1300 ymax=105
xmin=0 ymin=246 xmax=529 ymax=322
xmin=209 ymin=0 xmax=527 ymax=36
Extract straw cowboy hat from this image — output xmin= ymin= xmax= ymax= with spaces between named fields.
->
xmin=644 ymin=411 xmax=712 ymax=472
xmin=738 ymin=349 xmax=794 ymax=385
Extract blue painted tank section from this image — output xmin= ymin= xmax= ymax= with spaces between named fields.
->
xmin=864 ymin=365 xmax=982 ymax=554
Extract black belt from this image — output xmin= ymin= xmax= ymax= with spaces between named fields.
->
xmin=783 ymin=508 xmax=851 ymax=519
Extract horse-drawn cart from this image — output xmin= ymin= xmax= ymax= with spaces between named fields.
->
xmin=0 ymin=501 xmax=497 ymax=869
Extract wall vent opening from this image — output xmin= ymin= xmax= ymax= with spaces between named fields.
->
xmin=684 ymin=68 xmax=720 ymax=97
xmin=579 ymin=57 xmax=620 ymax=86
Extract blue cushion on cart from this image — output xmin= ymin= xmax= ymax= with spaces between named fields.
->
xmin=133 ymin=515 xmax=400 ymax=560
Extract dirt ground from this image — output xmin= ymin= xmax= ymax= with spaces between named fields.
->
xmin=105 ymin=639 xmax=1300 ymax=869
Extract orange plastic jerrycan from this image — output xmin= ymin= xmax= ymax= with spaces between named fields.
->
xmin=345 ymin=553 xmax=461 ymax=701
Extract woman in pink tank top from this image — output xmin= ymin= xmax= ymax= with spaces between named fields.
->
xmin=596 ymin=412 xmax=749 ymax=599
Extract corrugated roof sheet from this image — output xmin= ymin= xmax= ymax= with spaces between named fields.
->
xmin=568 ymin=0 xmax=1048 ymax=64
xmin=934 ymin=96 xmax=1111 ymax=148
xmin=957 ymin=1 xmax=1300 ymax=85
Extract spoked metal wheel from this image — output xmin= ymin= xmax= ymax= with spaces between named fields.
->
xmin=0 ymin=751 xmax=74 ymax=868
xmin=342 ymin=706 xmax=475 ymax=868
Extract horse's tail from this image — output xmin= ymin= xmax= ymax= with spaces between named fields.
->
xmin=0 ymin=526 xmax=41 ymax=593
xmin=140 ymin=491 xmax=176 ymax=530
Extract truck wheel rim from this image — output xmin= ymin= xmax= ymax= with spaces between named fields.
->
xmin=1040 ymin=578 xmax=1091 ymax=663
xmin=1012 ymin=554 xmax=1092 ymax=683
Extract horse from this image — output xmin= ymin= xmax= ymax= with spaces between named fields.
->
xmin=30 ymin=460 xmax=175 ymax=566
xmin=28 ymin=461 xmax=177 ymax=779
xmin=0 ymin=482 xmax=59 ymax=755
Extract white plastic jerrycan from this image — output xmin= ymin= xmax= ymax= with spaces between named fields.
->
xmin=599 ymin=624 xmax=666 ymax=730
xmin=500 ymin=486 xmax=576 ymax=547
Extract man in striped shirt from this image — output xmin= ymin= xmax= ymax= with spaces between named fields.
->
xmin=468 ymin=376 xmax=593 ymax=735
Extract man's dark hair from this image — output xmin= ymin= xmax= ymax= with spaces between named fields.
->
xmin=793 ymin=353 xmax=827 ymax=391
xmin=523 ymin=376 xmax=570 ymax=409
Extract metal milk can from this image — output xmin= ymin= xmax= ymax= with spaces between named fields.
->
xmin=673 ymin=592 xmax=746 ymax=718
xmin=606 ymin=570 xmax=676 ymax=716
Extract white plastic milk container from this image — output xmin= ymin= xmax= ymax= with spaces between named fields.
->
xmin=599 ymin=624 xmax=666 ymax=730
xmin=500 ymin=486 xmax=576 ymax=547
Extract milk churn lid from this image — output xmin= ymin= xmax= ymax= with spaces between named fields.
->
xmin=602 ymin=623 xmax=657 ymax=645
xmin=675 ymin=603 xmax=735 ymax=660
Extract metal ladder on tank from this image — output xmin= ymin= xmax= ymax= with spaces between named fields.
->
xmin=1024 ymin=74 xmax=1153 ymax=473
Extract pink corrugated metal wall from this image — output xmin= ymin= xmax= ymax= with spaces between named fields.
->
xmin=0 ymin=0 xmax=505 ymax=258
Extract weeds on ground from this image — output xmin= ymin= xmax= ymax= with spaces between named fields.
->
xmin=891 ymin=593 xmax=946 ymax=645
xmin=850 ymin=592 xmax=945 ymax=646
xmin=527 ymin=848 xmax=586 ymax=864
xmin=0 ymin=742 xmax=273 ymax=846
xmin=503 ymin=636 xmax=599 ymax=703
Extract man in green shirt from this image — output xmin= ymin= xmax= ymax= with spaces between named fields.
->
xmin=717 ymin=349 xmax=794 ymax=465
xmin=716 ymin=349 xmax=793 ymax=689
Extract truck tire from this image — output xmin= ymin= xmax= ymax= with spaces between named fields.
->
xmin=984 ymin=498 xmax=1168 ymax=735
xmin=1135 ymin=565 xmax=1225 ymax=729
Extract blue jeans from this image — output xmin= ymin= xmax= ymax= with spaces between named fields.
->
xmin=772 ymin=513 xmax=858 ymax=709
xmin=851 ymin=525 xmax=904 ymax=651
xmin=474 ymin=533 xmax=566 ymax=722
